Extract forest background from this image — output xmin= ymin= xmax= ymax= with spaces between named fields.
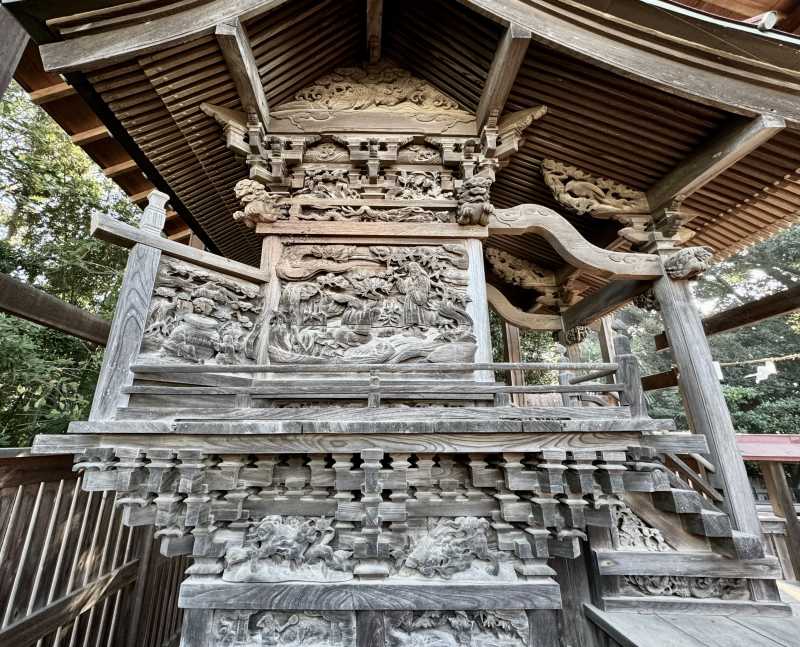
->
xmin=1 ymin=83 xmax=799 ymax=451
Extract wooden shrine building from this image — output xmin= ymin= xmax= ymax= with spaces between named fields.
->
xmin=4 ymin=1 xmax=800 ymax=646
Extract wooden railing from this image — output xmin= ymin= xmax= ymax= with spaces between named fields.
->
xmin=128 ymin=360 xmax=643 ymax=410
xmin=0 ymin=450 xmax=185 ymax=647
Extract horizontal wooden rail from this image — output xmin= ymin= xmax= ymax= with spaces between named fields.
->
xmin=131 ymin=361 xmax=619 ymax=374
xmin=91 ymin=213 xmax=267 ymax=283
xmin=569 ymin=369 xmax=617 ymax=384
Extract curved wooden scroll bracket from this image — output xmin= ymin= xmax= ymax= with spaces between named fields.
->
xmin=488 ymin=205 xmax=663 ymax=280
xmin=486 ymin=284 xmax=562 ymax=331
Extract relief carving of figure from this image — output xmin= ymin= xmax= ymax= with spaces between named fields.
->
xmin=141 ymin=259 xmax=263 ymax=365
xmin=385 ymin=610 xmax=528 ymax=647
xmin=214 ymin=610 xmax=355 ymax=647
xmin=457 ymin=161 xmax=496 ymax=226
xmin=386 ymin=171 xmax=451 ymax=200
xmin=269 ymin=244 xmax=476 ymax=365
xmin=233 ymin=179 xmax=290 ymax=227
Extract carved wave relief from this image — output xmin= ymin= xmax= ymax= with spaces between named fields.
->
xmin=268 ymin=244 xmax=476 ymax=365
xmin=139 ymin=257 xmax=263 ymax=365
xmin=214 ymin=610 xmax=355 ymax=647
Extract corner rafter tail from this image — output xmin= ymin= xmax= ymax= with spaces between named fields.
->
xmin=476 ymin=22 xmax=531 ymax=130
xmin=487 ymin=205 xmax=663 ymax=280
xmin=215 ymin=16 xmax=269 ymax=130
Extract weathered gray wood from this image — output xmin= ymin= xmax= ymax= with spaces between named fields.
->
xmin=476 ymin=22 xmax=531 ymax=129
xmin=255 ymin=220 xmax=488 ymax=238
xmin=586 ymin=604 xmax=719 ymax=647
xmin=357 ymin=610 xmax=384 ymax=647
xmin=0 ymin=560 xmax=138 ymax=647
xmin=90 ymin=193 xmax=168 ymax=421
xmin=594 ymin=551 xmax=781 ymax=579
xmin=366 ymin=0 xmax=383 ymax=63
xmin=91 ymin=212 xmax=266 ymax=283
xmin=646 ymin=114 xmax=786 ymax=216
xmin=35 ymin=431 xmax=643 ymax=455
xmin=551 ymin=556 xmax=602 ymax=647
xmin=730 ymin=613 xmax=800 ymax=645
xmin=562 ymin=280 xmax=652 ymax=330
xmin=215 ymin=17 xmax=269 ymax=129
xmin=658 ymin=612 xmax=789 ymax=647
xmin=599 ymin=597 xmax=791 ymax=618
xmin=179 ymin=580 xmax=562 ymax=610
xmin=760 ymin=461 xmax=800 ymax=582
xmin=0 ymin=7 xmax=27 ymax=97
xmin=39 ymin=0 xmax=293 ymax=72
xmin=131 ymin=361 xmax=617 ymax=374
xmin=528 ymin=609 xmax=561 ymax=647
xmin=653 ymin=273 xmax=765 ymax=541
xmin=0 ymin=273 xmax=110 ymax=345
xmin=488 ymin=206 xmax=663 ymax=279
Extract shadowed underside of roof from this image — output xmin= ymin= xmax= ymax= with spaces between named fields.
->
xmin=6 ymin=0 xmax=800 ymax=280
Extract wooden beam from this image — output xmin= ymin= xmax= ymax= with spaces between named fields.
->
xmin=215 ymin=17 xmax=269 ymax=129
xmin=91 ymin=212 xmax=268 ymax=283
xmin=487 ymin=284 xmax=562 ymax=331
xmin=168 ymin=227 xmax=192 ymax=241
xmin=488 ymin=206 xmax=663 ymax=279
xmin=0 ymin=273 xmax=110 ymax=345
xmin=39 ymin=0 xmax=291 ymax=73
xmin=0 ymin=6 xmax=27 ymax=97
xmin=561 ymin=280 xmax=651 ymax=331
xmin=476 ymin=23 xmax=530 ymax=129
xmin=655 ymin=282 xmax=800 ymax=351
xmin=70 ymin=125 xmax=110 ymax=146
xmin=103 ymin=159 xmax=138 ymax=178
xmin=761 ymin=461 xmax=800 ymax=581
xmin=646 ymin=114 xmax=786 ymax=214
xmin=366 ymin=0 xmax=383 ymax=64
xmin=28 ymin=81 xmax=77 ymax=105
xmin=641 ymin=368 xmax=678 ymax=392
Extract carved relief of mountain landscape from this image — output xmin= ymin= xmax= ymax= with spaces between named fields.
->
xmin=268 ymin=244 xmax=476 ymax=365
xmin=385 ymin=610 xmax=529 ymax=647
xmin=140 ymin=258 xmax=263 ymax=365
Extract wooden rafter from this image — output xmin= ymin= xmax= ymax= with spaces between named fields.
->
xmin=215 ymin=16 xmax=269 ymax=129
xmin=647 ymin=113 xmax=786 ymax=216
xmin=366 ymin=0 xmax=383 ymax=63
xmin=476 ymin=22 xmax=530 ymax=130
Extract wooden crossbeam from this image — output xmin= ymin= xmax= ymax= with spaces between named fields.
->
xmin=561 ymin=280 xmax=651 ymax=331
xmin=91 ymin=212 xmax=267 ymax=283
xmin=215 ymin=17 xmax=269 ymax=129
xmin=487 ymin=284 xmax=562 ymax=331
xmin=647 ymin=114 xmax=786 ymax=215
xmin=103 ymin=159 xmax=138 ymax=178
xmin=476 ymin=23 xmax=530 ymax=130
xmin=28 ymin=81 xmax=76 ymax=105
xmin=655 ymin=283 xmax=800 ymax=351
xmin=367 ymin=0 xmax=383 ymax=64
xmin=70 ymin=125 xmax=109 ymax=146
xmin=0 ymin=273 xmax=110 ymax=345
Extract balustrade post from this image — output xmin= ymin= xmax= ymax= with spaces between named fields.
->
xmin=90 ymin=191 xmax=168 ymax=421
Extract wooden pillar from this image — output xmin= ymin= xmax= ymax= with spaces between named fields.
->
xmin=90 ymin=192 xmax=168 ymax=420
xmin=761 ymin=461 xmax=800 ymax=580
xmin=0 ymin=7 xmax=27 ymax=97
xmin=502 ymin=321 xmax=525 ymax=395
xmin=652 ymin=268 xmax=762 ymax=538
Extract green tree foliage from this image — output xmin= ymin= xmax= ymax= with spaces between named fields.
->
xmin=0 ymin=83 xmax=138 ymax=447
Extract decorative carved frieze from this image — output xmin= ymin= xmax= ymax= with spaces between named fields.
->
xmin=484 ymin=247 xmax=555 ymax=290
xmin=663 ymin=246 xmax=714 ymax=279
xmin=614 ymin=504 xmax=671 ymax=552
xmin=233 ymin=179 xmax=290 ymax=227
xmin=214 ymin=610 xmax=356 ymax=647
xmin=621 ymin=576 xmax=750 ymax=600
xmin=140 ymin=258 xmax=263 ymax=365
xmin=385 ymin=610 xmax=529 ymax=647
xmin=269 ymin=65 xmax=476 ymax=135
xmin=269 ymin=243 xmax=476 ymax=365
xmin=541 ymin=159 xmax=649 ymax=217
xmin=223 ymin=516 xmax=354 ymax=583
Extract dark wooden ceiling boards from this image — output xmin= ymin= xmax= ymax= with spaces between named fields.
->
xmin=9 ymin=0 xmax=800 ymax=273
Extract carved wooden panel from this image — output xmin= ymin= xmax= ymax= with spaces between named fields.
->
xmin=138 ymin=257 xmax=264 ymax=365
xmin=384 ymin=610 xmax=529 ymax=647
xmin=268 ymin=243 xmax=476 ymax=365
xmin=213 ymin=610 xmax=356 ymax=646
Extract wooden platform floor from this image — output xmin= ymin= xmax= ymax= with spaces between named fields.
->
xmin=586 ymin=589 xmax=800 ymax=647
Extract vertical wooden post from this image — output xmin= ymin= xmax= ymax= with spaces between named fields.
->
xmin=761 ymin=461 xmax=800 ymax=580
xmin=90 ymin=191 xmax=168 ymax=420
xmin=652 ymin=273 xmax=763 ymax=537
xmin=597 ymin=316 xmax=615 ymax=382
xmin=0 ymin=7 xmax=27 ymax=98
xmin=502 ymin=321 xmax=525 ymax=404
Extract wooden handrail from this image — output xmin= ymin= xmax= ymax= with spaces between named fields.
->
xmin=131 ymin=361 xmax=619 ymax=374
